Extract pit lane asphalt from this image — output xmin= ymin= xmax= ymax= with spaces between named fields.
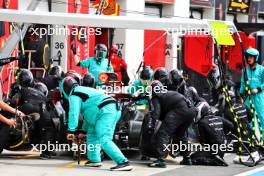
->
xmin=0 ymin=150 xmax=264 ymax=176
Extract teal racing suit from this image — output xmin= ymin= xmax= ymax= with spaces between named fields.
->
xmin=78 ymin=57 xmax=114 ymax=86
xmin=127 ymin=79 xmax=149 ymax=105
xmin=64 ymin=86 xmax=128 ymax=164
xmin=240 ymin=64 xmax=264 ymax=138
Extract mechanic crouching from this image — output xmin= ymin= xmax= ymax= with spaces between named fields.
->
xmin=147 ymin=80 xmax=197 ymax=168
xmin=10 ymin=69 xmax=55 ymax=159
xmin=59 ymin=76 xmax=133 ymax=171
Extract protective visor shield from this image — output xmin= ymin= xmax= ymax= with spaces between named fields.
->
xmin=82 ymin=73 xmax=95 ymax=88
xmin=95 ymin=47 xmax=107 ymax=59
xmin=170 ymin=69 xmax=184 ymax=87
xmin=245 ymin=48 xmax=259 ymax=62
xmin=59 ymin=77 xmax=78 ymax=99
xmin=207 ymin=67 xmax=221 ymax=89
xmin=140 ymin=66 xmax=153 ymax=81
xmin=172 ymin=76 xmax=183 ymax=87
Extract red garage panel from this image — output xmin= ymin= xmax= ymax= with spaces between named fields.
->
xmin=144 ymin=30 xmax=166 ymax=69
xmin=0 ymin=0 xmax=18 ymax=48
xmin=0 ymin=0 xmax=18 ymax=96
xmin=89 ymin=31 xmax=95 ymax=59
xmin=67 ymin=0 xmax=95 ymax=75
xmin=95 ymin=28 xmax=109 ymax=47
xmin=184 ymin=34 xmax=213 ymax=76
xmin=248 ymin=35 xmax=256 ymax=48
xmin=0 ymin=0 xmax=18 ymax=9
xmin=222 ymin=32 xmax=255 ymax=74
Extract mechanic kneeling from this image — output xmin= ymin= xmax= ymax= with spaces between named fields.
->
xmin=191 ymin=102 xmax=233 ymax=166
xmin=10 ymin=69 xmax=55 ymax=159
xmin=147 ymin=80 xmax=197 ymax=168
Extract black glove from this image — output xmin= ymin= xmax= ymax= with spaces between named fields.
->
xmin=133 ymin=93 xmax=147 ymax=101
xmin=146 ymin=113 xmax=156 ymax=133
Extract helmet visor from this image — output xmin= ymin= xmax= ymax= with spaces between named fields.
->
xmin=96 ymin=48 xmax=107 ymax=59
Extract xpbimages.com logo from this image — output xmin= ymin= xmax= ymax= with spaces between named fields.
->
xmin=163 ymin=142 xmax=234 ymax=155
xmin=31 ymin=141 xmax=101 ymax=154
xmin=29 ymin=25 xmax=102 ymax=38
xmin=97 ymin=85 xmax=168 ymax=96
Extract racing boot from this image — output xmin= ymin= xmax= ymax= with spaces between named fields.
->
xmin=180 ymin=156 xmax=193 ymax=165
xmin=84 ymin=160 xmax=102 ymax=167
xmin=213 ymin=155 xmax=228 ymax=166
xmin=110 ymin=161 xmax=133 ymax=171
xmin=148 ymin=159 xmax=167 ymax=168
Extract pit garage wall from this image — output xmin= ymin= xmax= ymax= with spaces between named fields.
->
xmin=113 ymin=0 xmax=145 ymax=80
xmin=0 ymin=0 xmax=18 ymax=97
xmin=18 ymin=0 xmax=48 ymax=11
xmin=144 ymin=5 xmax=166 ymax=69
xmin=15 ymin=0 xmax=190 ymax=78
xmin=67 ymin=0 xmax=94 ymax=75
xmin=144 ymin=30 xmax=166 ymax=69
xmin=0 ymin=0 xmax=18 ymax=49
xmin=143 ymin=0 xmax=190 ymax=71
xmin=90 ymin=0 xmax=191 ymax=74
xmin=52 ymin=0 xmax=95 ymax=74
xmin=113 ymin=0 xmax=190 ymax=80
xmin=163 ymin=0 xmax=190 ymax=71
xmin=18 ymin=0 xmax=95 ymax=74
xmin=15 ymin=0 xmax=191 ymax=78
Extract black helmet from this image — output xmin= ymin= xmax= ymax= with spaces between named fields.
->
xmin=49 ymin=65 xmax=63 ymax=78
xmin=34 ymin=82 xmax=48 ymax=96
xmin=170 ymin=69 xmax=185 ymax=88
xmin=18 ymin=69 xmax=34 ymax=87
xmin=207 ymin=66 xmax=221 ymax=89
xmin=65 ymin=70 xmax=82 ymax=84
xmin=153 ymin=67 xmax=168 ymax=80
xmin=82 ymin=73 xmax=96 ymax=88
xmin=60 ymin=76 xmax=79 ymax=97
xmin=153 ymin=67 xmax=169 ymax=84
xmin=140 ymin=66 xmax=153 ymax=80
